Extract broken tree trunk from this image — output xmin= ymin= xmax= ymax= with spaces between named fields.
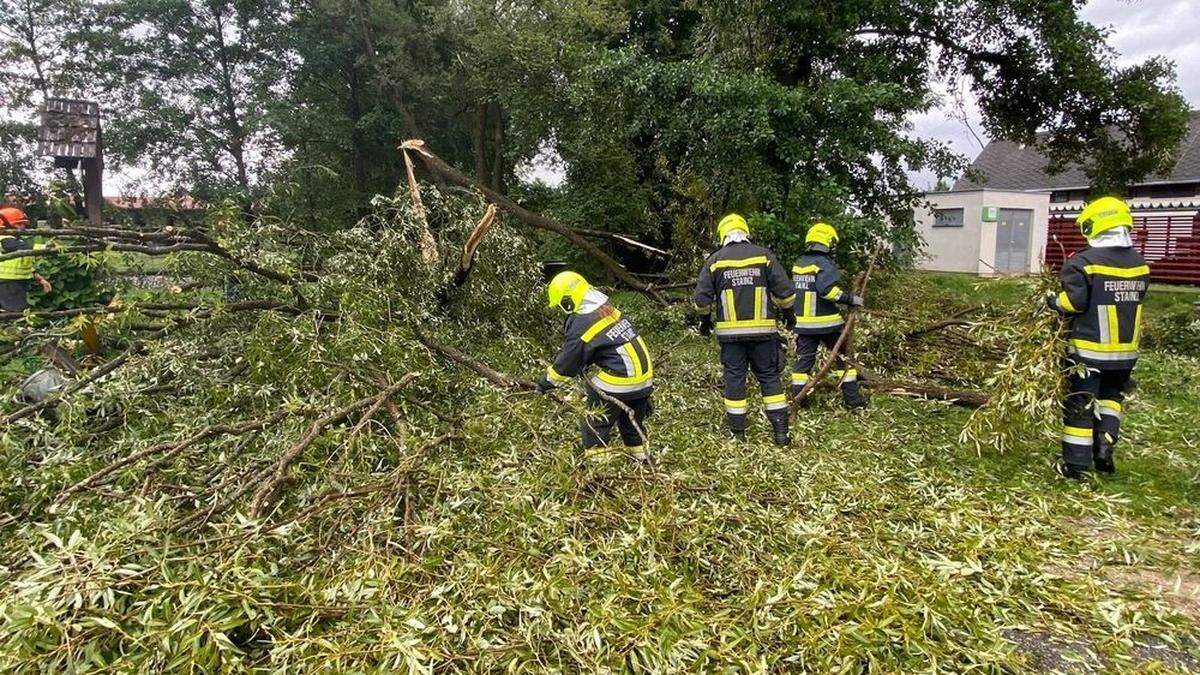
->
xmin=451 ymin=204 xmax=498 ymax=288
xmin=400 ymin=140 xmax=666 ymax=305
xmin=401 ymin=147 xmax=439 ymax=266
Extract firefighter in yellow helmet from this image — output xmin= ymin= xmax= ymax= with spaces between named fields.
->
xmin=536 ymin=271 xmax=653 ymax=460
xmin=789 ymin=222 xmax=867 ymax=408
xmin=1044 ymin=196 xmax=1149 ymax=480
xmin=693 ymin=214 xmax=797 ymax=444
xmin=0 ymin=207 xmax=53 ymax=312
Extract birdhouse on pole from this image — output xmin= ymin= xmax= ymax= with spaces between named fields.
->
xmin=37 ymin=98 xmax=104 ymax=225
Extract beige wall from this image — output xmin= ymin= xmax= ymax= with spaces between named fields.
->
xmin=914 ymin=190 xmax=1051 ymax=275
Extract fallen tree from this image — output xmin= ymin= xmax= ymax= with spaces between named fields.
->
xmin=401 ymin=140 xmax=666 ymax=304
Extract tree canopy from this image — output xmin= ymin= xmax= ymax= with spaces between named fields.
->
xmin=0 ymin=0 xmax=1190 ymax=256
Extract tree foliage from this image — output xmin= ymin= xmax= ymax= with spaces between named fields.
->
xmin=0 ymin=0 xmax=1190 ymax=257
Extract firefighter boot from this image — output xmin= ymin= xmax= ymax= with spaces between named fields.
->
xmin=1094 ymin=433 xmax=1116 ymax=475
xmin=768 ymin=412 xmax=790 ymax=447
xmin=1055 ymin=460 xmax=1087 ymax=481
xmin=841 ymin=379 xmax=869 ymax=410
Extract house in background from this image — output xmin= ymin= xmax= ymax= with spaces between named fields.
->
xmin=104 ymin=195 xmax=203 ymax=227
xmin=914 ymin=110 xmax=1200 ymax=284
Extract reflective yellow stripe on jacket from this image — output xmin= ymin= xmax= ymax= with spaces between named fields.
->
xmin=0 ymin=236 xmax=36 ymax=281
xmin=581 ymin=309 xmax=621 ymax=342
xmin=791 ymin=264 xmax=842 ymax=327
xmin=591 ymin=335 xmax=653 ymax=394
xmin=711 ymin=256 xmax=768 ymax=272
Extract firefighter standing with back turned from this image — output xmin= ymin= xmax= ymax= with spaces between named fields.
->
xmin=693 ymin=214 xmax=796 ymax=445
xmin=1045 ymin=196 xmax=1149 ymax=480
xmin=536 ymin=271 xmax=654 ymax=461
xmin=0 ymin=207 xmax=53 ymax=313
xmin=790 ymin=222 xmax=868 ymax=409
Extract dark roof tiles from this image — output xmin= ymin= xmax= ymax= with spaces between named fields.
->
xmin=953 ymin=111 xmax=1200 ymax=191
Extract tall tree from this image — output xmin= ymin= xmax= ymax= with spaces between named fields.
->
xmin=0 ymin=0 xmax=95 ymax=201
xmin=83 ymin=0 xmax=291 ymax=197
xmin=486 ymin=0 xmax=1189 ymax=260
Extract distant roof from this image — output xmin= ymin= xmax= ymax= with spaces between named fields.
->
xmin=953 ymin=110 xmax=1200 ymax=191
xmin=105 ymin=195 xmax=202 ymax=211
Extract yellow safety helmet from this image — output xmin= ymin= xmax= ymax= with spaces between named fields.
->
xmin=716 ymin=213 xmax=750 ymax=241
xmin=805 ymin=222 xmax=838 ymax=248
xmin=547 ymin=270 xmax=591 ymax=313
xmin=1076 ymin=197 xmax=1132 ymax=238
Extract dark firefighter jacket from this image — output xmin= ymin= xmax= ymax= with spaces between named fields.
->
xmin=791 ymin=248 xmax=854 ymax=335
xmin=1047 ymin=245 xmax=1149 ymax=370
xmin=541 ymin=305 xmax=653 ymax=398
xmin=694 ymin=241 xmax=796 ymax=341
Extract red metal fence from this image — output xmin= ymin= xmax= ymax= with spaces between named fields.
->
xmin=1045 ymin=213 xmax=1200 ymax=285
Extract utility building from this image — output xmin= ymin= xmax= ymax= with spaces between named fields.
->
xmin=914 ymin=190 xmax=1050 ymax=276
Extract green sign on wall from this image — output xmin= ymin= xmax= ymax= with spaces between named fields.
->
xmin=982 ymin=206 xmax=999 ymax=221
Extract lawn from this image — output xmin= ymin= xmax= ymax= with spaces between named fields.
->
xmin=1 ymin=270 xmax=1197 ymax=671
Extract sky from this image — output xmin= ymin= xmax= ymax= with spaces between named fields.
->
xmin=907 ymin=0 xmax=1200 ymax=189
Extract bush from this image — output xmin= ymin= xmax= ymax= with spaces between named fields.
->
xmin=1142 ymin=302 xmax=1200 ymax=356
xmin=27 ymin=253 xmax=110 ymax=312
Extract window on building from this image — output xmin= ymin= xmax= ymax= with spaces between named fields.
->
xmin=933 ymin=208 xmax=964 ymax=228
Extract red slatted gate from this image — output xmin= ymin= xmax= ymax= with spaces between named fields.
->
xmin=1045 ymin=213 xmax=1200 ymax=285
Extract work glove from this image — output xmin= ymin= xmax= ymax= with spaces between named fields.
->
xmin=849 ymin=294 xmax=865 ymax=308
xmin=1042 ymin=291 xmax=1059 ymax=313
xmin=779 ymin=307 xmax=796 ymax=330
xmin=534 ymin=376 xmax=555 ymax=394
xmin=697 ymin=315 xmax=713 ymax=337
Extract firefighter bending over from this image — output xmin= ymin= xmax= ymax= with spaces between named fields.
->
xmin=536 ymin=271 xmax=653 ymax=461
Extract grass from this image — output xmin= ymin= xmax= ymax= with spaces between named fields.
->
xmin=921 ymin=270 xmax=1200 ymax=317
xmin=1 ymin=269 xmax=1197 ymax=671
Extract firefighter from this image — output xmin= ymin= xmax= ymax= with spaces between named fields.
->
xmin=1045 ymin=196 xmax=1149 ymax=480
xmin=693 ymin=214 xmax=796 ymax=445
xmin=536 ymin=271 xmax=653 ymax=460
xmin=790 ymin=222 xmax=868 ymax=408
xmin=0 ymin=207 xmax=52 ymax=312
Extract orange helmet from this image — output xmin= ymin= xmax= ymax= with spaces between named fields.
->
xmin=0 ymin=207 xmax=29 ymax=229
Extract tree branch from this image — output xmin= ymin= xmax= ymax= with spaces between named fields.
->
xmin=412 ymin=326 xmax=525 ymax=389
xmin=852 ymin=27 xmax=1010 ymax=66
xmin=249 ymin=373 xmax=419 ymax=517
xmin=57 ymin=410 xmax=291 ymax=501
xmin=400 ymin=140 xmax=666 ymax=304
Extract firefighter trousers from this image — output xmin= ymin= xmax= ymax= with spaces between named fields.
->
xmin=720 ymin=339 xmax=788 ymax=433
xmin=581 ymin=387 xmax=653 ymax=450
xmin=791 ymin=331 xmax=863 ymax=404
xmin=1061 ymin=360 xmax=1132 ymax=470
